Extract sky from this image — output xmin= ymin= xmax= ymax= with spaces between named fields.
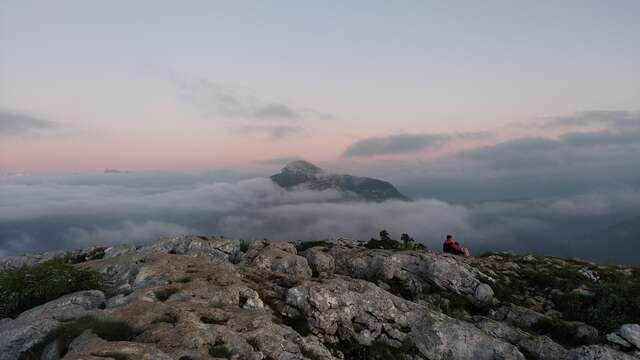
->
xmin=1 ymin=0 xmax=639 ymax=173
xmin=1 ymin=1 xmax=640 ymax=263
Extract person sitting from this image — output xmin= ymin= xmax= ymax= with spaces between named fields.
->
xmin=443 ymin=234 xmax=455 ymax=254
xmin=443 ymin=235 xmax=469 ymax=256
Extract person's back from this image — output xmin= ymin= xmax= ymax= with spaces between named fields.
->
xmin=443 ymin=235 xmax=454 ymax=253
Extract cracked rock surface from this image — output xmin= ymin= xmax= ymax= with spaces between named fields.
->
xmin=1 ymin=236 xmax=638 ymax=359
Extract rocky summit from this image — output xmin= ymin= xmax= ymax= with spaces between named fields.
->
xmin=270 ymin=160 xmax=408 ymax=202
xmin=1 ymin=236 xmax=639 ymax=359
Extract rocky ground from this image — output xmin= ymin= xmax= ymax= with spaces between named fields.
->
xmin=1 ymin=236 xmax=639 ymax=359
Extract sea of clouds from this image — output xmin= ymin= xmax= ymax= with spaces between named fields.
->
xmin=2 ymin=171 xmax=640 ymax=264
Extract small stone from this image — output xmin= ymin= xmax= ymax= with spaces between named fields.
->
xmin=607 ymin=333 xmax=633 ymax=348
xmin=619 ymin=324 xmax=640 ymax=349
xmin=474 ymin=283 xmax=495 ymax=307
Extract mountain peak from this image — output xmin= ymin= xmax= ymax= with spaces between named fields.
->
xmin=271 ymin=160 xmax=408 ymax=202
xmin=281 ymin=160 xmax=324 ymax=176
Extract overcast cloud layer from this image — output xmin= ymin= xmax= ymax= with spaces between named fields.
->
xmin=2 ymin=170 xmax=640 ymax=264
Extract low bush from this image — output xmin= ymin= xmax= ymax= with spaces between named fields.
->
xmin=364 ymin=238 xmax=400 ymax=250
xmin=530 ymin=318 xmax=601 ymax=347
xmin=239 ymin=239 xmax=252 ymax=253
xmin=555 ymin=270 xmax=640 ymax=334
xmin=0 ymin=259 xmax=106 ymax=319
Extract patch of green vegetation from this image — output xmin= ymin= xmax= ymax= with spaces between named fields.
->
xmin=494 ymin=267 xmax=590 ymax=306
xmin=25 ymin=316 xmax=137 ymax=358
xmin=521 ymin=268 xmax=587 ymax=293
xmin=443 ymin=293 xmax=474 ymax=319
xmin=239 ymin=239 xmax=252 ymax=253
xmin=491 ymin=260 xmax=640 ymax=340
xmin=491 ymin=279 xmax=526 ymax=304
xmin=364 ymin=238 xmax=400 ymax=250
xmin=529 ymin=318 xmax=602 ymax=347
xmin=295 ymin=240 xmax=332 ymax=252
xmin=0 ymin=259 xmax=106 ymax=319
xmin=154 ymin=287 xmax=179 ymax=302
xmin=427 ymin=293 xmax=475 ymax=320
xmin=364 ymin=230 xmax=425 ymax=251
xmin=555 ymin=269 xmax=640 ymax=334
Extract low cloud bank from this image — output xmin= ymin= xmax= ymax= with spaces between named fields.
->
xmin=2 ymin=173 xmax=639 ymax=264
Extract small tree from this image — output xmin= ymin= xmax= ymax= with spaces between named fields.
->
xmin=400 ymin=233 xmax=415 ymax=249
xmin=366 ymin=230 xmax=399 ymax=250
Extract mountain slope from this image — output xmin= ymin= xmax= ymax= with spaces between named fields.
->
xmin=270 ymin=160 xmax=408 ymax=202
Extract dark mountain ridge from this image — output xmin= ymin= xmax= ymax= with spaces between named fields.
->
xmin=270 ymin=160 xmax=408 ymax=202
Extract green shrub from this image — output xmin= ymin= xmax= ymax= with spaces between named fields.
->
xmin=239 ymin=239 xmax=252 ymax=253
xmin=26 ymin=316 xmax=137 ymax=358
xmin=365 ymin=238 xmax=400 ymax=250
xmin=428 ymin=293 xmax=475 ymax=320
xmin=521 ymin=268 xmax=587 ymax=293
xmin=557 ymin=284 xmax=640 ymax=334
xmin=530 ymin=318 xmax=601 ymax=347
xmin=0 ymin=259 xmax=106 ymax=319
xmin=555 ymin=269 xmax=640 ymax=334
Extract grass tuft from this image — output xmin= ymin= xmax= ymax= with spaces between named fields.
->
xmin=0 ymin=259 xmax=106 ymax=319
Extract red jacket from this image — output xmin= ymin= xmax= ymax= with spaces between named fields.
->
xmin=443 ymin=239 xmax=454 ymax=253
xmin=452 ymin=242 xmax=463 ymax=254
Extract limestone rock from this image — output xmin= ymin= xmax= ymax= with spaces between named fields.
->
xmin=301 ymin=247 xmax=335 ymax=278
xmin=251 ymin=242 xmax=312 ymax=281
xmin=64 ymin=330 xmax=173 ymax=360
xmin=491 ymin=304 xmax=549 ymax=328
xmin=566 ymin=345 xmax=638 ymax=360
xmin=284 ymin=277 xmax=525 ymax=359
xmin=620 ymin=324 xmax=640 ymax=349
xmin=329 ymin=246 xmax=495 ymax=306
xmin=141 ymin=235 xmax=241 ymax=260
xmin=0 ymin=290 xmax=105 ymax=360
xmin=103 ymin=244 xmax=138 ymax=258
xmin=3 ymin=236 xmax=637 ymax=360
xmin=474 ymin=317 xmax=568 ymax=360
xmin=608 ymin=333 xmax=633 ymax=349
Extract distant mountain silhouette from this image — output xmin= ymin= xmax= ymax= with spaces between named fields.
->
xmin=270 ymin=160 xmax=408 ymax=202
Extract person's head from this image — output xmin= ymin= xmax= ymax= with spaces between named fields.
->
xmin=446 ymin=234 xmax=452 ymax=240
